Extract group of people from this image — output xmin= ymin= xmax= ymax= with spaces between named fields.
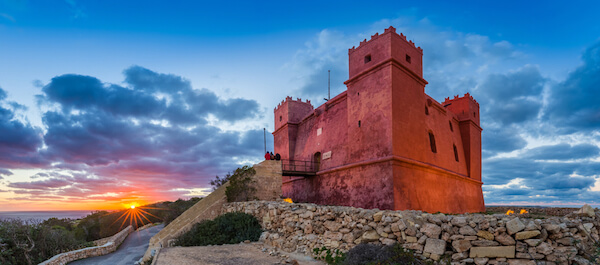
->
xmin=265 ymin=151 xmax=281 ymax=161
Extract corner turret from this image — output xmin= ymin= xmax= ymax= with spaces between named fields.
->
xmin=273 ymin=97 xmax=314 ymax=160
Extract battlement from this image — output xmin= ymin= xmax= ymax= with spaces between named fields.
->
xmin=442 ymin=93 xmax=479 ymax=106
xmin=275 ymin=96 xmax=313 ymax=111
xmin=348 ymin=26 xmax=423 ymax=55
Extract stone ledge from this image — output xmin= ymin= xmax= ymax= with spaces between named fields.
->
xmin=39 ymin=225 xmax=133 ymax=265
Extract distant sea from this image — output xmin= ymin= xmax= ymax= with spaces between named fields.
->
xmin=0 ymin=210 xmax=93 ymax=221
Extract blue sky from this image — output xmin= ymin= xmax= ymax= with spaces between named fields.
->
xmin=0 ymin=0 xmax=599 ymax=210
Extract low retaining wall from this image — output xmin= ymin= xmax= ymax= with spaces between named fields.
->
xmin=38 ymin=225 xmax=133 ymax=265
xmin=223 ymin=201 xmax=599 ymax=265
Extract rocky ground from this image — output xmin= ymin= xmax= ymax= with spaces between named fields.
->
xmin=485 ymin=206 xmax=585 ymax=217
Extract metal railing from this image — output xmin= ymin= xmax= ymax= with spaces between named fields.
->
xmin=281 ymin=159 xmax=319 ymax=173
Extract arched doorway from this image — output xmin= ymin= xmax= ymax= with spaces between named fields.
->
xmin=313 ymin=152 xmax=321 ymax=171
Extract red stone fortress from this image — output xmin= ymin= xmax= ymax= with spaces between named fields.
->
xmin=273 ymin=27 xmax=485 ymax=214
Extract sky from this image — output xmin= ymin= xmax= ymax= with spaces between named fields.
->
xmin=0 ymin=0 xmax=599 ymax=211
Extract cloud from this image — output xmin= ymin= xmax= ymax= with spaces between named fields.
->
xmin=0 ymin=168 xmax=12 ymax=177
xmin=284 ymin=29 xmax=351 ymax=103
xmin=478 ymin=65 xmax=546 ymax=125
xmin=0 ymin=67 xmax=268 ymax=204
xmin=0 ymin=87 xmax=45 ymax=168
xmin=482 ymin=126 xmax=527 ymax=155
xmin=544 ymin=41 xmax=600 ymax=132
xmin=523 ymin=143 xmax=600 ymax=160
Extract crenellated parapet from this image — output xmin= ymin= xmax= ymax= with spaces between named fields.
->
xmin=443 ymin=93 xmax=479 ymax=106
xmin=348 ymin=26 xmax=423 ymax=55
xmin=275 ymin=96 xmax=313 ymax=111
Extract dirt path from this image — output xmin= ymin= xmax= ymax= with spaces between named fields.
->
xmin=154 ymin=242 xmax=326 ymax=265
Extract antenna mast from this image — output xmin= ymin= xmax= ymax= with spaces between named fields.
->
xmin=324 ymin=70 xmax=331 ymax=102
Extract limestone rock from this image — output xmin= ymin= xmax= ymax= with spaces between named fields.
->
xmin=361 ymin=230 xmax=380 ymax=242
xmin=381 ymin=238 xmax=396 ymax=245
xmin=421 ymin=223 xmax=442 ymax=239
xmin=451 ymin=217 xmax=468 ymax=227
xmin=507 ymin=259 xmax=536 ymax=265
xmin=471 ymin=240 xmax=500 ymax=247
xmin=424 ymin=238 xmax=446 ymax=255
xmin=506 ymin=218 xmax=525 ymax=235
xmin=460 ymin=226 xmax=477 ymax=236
xmin=373 ymin=211 xmax=384 ymax=222
xmin=477 ymin=230 xmax=494 ymax=240
xmin=523 ymin=239 xmax=541 ymax=246
xmin=574 ymin=204 xmax=595 ymax=217
xmin=452 ymin=240 xmax=472 ymax=252
xmin=542 ymin=224 xmax=560 ymax=234
xmin=469 ymin=246 xmax=515 ymax=258
xmin=515 ymin=230 xmax=540 ymax=240
xmin=474 ymin=257 xmax=489 ymax=265
xmin=535 ymin=242 xmax=553 ymax=255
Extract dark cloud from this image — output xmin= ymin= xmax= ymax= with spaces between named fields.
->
xmin=0 ymin=88 xmax=45 ymax=168
xmin=0 ymin=168 xmax=12 ymax=176
xmin=1 ymin=66 xmax=268 ymax=203
xmin=482 ymin=127 xmax=527 ymax=154
xmin=483 ymin=155 xmax=600 ymax=204
xmin=478 ymin=65 xmax=545 ymax=125
xmin=545 ymin=41 xmax=600 ymax=132
xmin=523 ymin=143 xmax=600 ymax=160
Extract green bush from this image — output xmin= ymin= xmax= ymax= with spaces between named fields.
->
xmin=211 ymin=166 xmax=257 ymax=202
xmin=0 ymin=219 xmax=88 ymax=265
xmin=175 ymin=212 xmax=262 ymax=246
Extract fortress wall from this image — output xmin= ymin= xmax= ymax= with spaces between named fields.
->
xmin=224 ymin=201 xmax=600 ymax=265
xmin=283 ymin=160 xmax=394 ymax=210
xmin=39 ymin=226 xmax=133 ymax=265
xmin=392 ymin=160 xmax=485 ymax=213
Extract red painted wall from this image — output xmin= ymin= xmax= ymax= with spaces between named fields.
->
xmin=275 ymin=26 xmax=485 ymax=213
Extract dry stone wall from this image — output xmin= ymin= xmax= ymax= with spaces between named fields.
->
xmin=38 ymin=225 xmax=133 ymax=265
xmin=223 ymin=201 xmax=600 ymax=265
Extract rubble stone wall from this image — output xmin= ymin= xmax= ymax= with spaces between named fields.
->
xmin=223 ymin=201 xmax=600 ymax=265
xmin=39 ymin=225 xmax=133 ymax=265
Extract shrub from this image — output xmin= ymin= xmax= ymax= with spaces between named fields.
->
xmin=176 ymin=212 xmax=262 ymax=246
xmin=342 ymin=243 xmax=439 ymax=265
xmin=224 ymin=166 xmax=257 ymax=202
xmin=313 ymin=246 xmax=346 ymax=264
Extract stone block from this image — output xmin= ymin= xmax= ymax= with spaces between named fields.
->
xmin=469 ymin=246 xmax=515 ymax=258
xmin=507 ymin=259 xmax=536 ymax=265
xmin=515 ymin=230 xmax=540 ymax=240
xmin=477 ymin=230 xmax=494 ymax=240
xmin=506 ymin=218 xmax=525 ymax=235
xmin=421 ymin=223 xmax=442 ymax=239
xmin=424 ymin=238 xmax=446 ymax=255
xmin=452 ymin=240 xmax=472 ymax=252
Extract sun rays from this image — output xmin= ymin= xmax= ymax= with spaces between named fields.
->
xmin=110 ymin=204 xmax=164 ymax=230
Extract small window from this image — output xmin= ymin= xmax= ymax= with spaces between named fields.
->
xmin=429 ymin=132 xmax=437 ymax=153
xmin=357 ymin=92 xmax=360 ymax=96
xmin=453 ymin=144 xmax=459 ymax=162
xmin=473 ymin=112 xmax=476 ymax=117
xmin=425 ymin=106 xmax=429 ymax=115
xmin=364 ymin=54 xmax=371 ymax=63
xmin=279 ymin=116 xmax=282 ymax=122
xmin=449 ymin=121 xmax=453 ymax=132
xmin=358 ymin=120 xmax=361 ymax=127
xmin=406 ymin=54 xmax=411 ymax=63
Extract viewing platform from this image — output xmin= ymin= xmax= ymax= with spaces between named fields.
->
xmin=281 ymin=159 xmax=318 ymax=177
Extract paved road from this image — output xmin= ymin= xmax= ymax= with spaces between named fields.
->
xmin=69 ymin=224 xmax=164 ymax=265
